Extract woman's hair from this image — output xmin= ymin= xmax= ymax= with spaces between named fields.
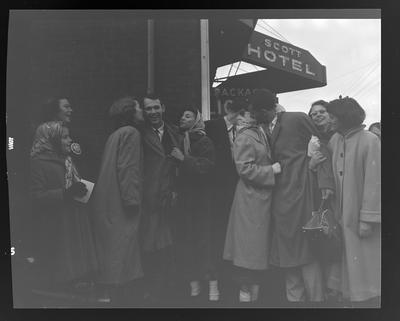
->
xmin=180 ymin=106 xmax=199 ymax=117
xmin=226 ymin=97 xmax=248 ymax=113
xmin=369 ymin=122 xmax=381 ymax=131
xmin=41 ymin=96 xmax=68 ymax=122
xmin=109 ymin=96 xmax=139 ymax=129
xmin=249 ymin=89 xmax=277 ymax=112
xmin=326 ymin=97 xmax=366 ymax=130
xmin=308 ymin=99 xmax=329 ymax=117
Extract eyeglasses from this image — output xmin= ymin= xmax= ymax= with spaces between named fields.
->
xmin=310 ymin=110 xmax=327 ymax=118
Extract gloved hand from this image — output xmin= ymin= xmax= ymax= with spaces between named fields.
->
xmin=309 ymin=151 xmax=327 ymax=170
xmin=124 ymin=204 xmax=140 ymax=216
xmin=64 ymin=181 xmax=88 ymax=199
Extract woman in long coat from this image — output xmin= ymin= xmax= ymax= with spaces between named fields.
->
xmin=223 ymin=106 xmax=281 ymax=303
xmin=91 ymin=97 xmax=144 ymax=303
xmin=327 ymin=97 xmax=381 ymax=306
xmin=30 ymin=121 xmax=98 ymax=292
xmin=170 ymin=108 xmax=216 ymax=300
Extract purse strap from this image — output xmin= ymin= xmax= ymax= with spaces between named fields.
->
xmin=318 ymin=197 xmax=328 ymax=213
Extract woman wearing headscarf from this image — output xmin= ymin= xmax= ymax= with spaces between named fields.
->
xmin=29 ymin=121 xmax=98 ymax=293
xmin=37 ymin=96 xmax=96 ymax=180
xmin=170 ymin=108 xmax=217 ymax=301
xmin=90 ymin=97 xmax=144 ymax=305
xmin=327 ymin=97 xmax=381 ymax=307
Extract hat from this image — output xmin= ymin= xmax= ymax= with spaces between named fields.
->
xmin=249 ymin=89 xmax=276 ymax=111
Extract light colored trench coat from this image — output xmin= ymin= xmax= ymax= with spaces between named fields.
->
xmin=328 ymin=126 xmax=381 ymax=301
xmin=91 ymin=126 xmax=143 ymax=285
xmin=223 ymin=126 xmax=275 ymax=270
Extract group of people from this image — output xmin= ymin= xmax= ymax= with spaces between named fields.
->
xmin=28 ymin=89 xmax=381 ymax=307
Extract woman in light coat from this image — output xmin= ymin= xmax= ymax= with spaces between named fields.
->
xmin=223 ymin=104 xmax=281 ymax=303
xmin=327 ymin=97 xmax=381 ymax=307
xmin=91 ymin=97 xmax=144 ymax=304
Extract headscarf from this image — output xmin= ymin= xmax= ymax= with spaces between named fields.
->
xmin=31 ymin=121 xmax=64 ymax=158
xmin=183 ymin=110 xmax=206 ymax=156
xmin=30 ymin=121 xmax=80 ymax=188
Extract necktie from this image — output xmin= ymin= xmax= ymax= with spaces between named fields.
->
xmin=229 ymin=125 xmax=236 ymax=142
xmin=154 ymin=128 xmax=161 ymax=141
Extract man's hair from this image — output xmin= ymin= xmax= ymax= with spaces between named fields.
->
xmin=249 ymin=89 xmax=276 ymax=112
xmin=143 ymin=92 xmax=163 ymax=105
xmin=327 ymin=97 xmax=366 ymax=130
xmin=41 ymin=96 xmax=69 ymax=122
xmin=368 ymin=122 xmax=381 ymax=131
xmin=308 ymin=99 xmax=329 ymax=117
xmin=226 ymin=97 xmax=248 ymax=113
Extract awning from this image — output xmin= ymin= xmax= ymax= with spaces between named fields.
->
xmin=217 ymin=30 xmax=327 ymax=94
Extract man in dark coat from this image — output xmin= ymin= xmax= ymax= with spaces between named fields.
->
xmin=204 ymin=99 xmax=246 ymax=298
xmin=140 ymin=93 xmax=182 ymax=302
xmin=248 ymin=89 xmax=334 ymax=303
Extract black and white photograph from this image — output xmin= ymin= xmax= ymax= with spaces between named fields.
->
xmin=5 ymin=9 xmax=382 ymax=310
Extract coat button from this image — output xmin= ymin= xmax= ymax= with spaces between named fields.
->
xmin=339 ymin=171 xmax=343 ymax=176
xmin=340 ymin=153 xmax=344 ymax=157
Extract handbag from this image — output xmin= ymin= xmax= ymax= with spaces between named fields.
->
xmin=302 ymin=197 xmax=343 ymax=263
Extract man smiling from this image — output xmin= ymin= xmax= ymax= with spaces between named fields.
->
xmin=140 ymin=93 xmax=182 ymax=303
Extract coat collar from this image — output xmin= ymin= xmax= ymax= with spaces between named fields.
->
xmin=339 ymin=125 xmax=366 ymax=139
xmin=237 ymin=125 xmax=272 ymax=159
xmin=32 ymin=151 xmax=66 ymax=165
xmin=270 ymin=112 xmax=283 ymax=149
xmin=143 ymin=122 xmax=180 ymax=156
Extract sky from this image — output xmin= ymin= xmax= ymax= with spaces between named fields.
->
xmin=215 ymin=19 xmax=381 ymax=127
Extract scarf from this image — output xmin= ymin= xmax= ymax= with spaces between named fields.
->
xmin=183 ymin=111 xmax=206 ymax=156
xmin=30 ymin=121 xmax=81 ymax=188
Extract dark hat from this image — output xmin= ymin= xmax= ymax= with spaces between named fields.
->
xmin=249 ymin=89 xmax=276 ymax=111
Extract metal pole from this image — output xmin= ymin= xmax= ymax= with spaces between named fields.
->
xmin=147 ymin=19 xmax=155 ymax=94
xmin=200 ymin=19 xmax=211 ymax=120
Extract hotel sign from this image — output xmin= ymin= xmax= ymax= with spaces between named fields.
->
xmin=242 ymin=31 xmax=326 ymax=84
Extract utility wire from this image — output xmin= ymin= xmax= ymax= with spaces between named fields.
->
xmin=328 ymin=57 xmax=380 ymax=83
xmin=256 ymin=23 xmax=284 ymax=41
xmin=227 ymin=63 xmax=234 ymax=78
xmin=234 ymin=61 xmax=242 ymax=76
xmin=345 ymin=62 xmax=380 ymax=96
xmin=258 ymin=20 xmax=283 ymax=39
xmin=261 ymin=20 xmax=292 ymax=44
xmin=352 ymin=79 xmax=381 ymax=99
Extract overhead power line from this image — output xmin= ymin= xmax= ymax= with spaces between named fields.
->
xmin=261 ymin=20 xmax=292 ymax=44
xmin=345 ymin=62 xmax=380 ymax=96
xmin=328 ymin=56 xmax=380 ymax=83
xmin=256 ymin=23 xmax=283 ymax=40
xmin=352 ymin=79 xmax=381 ymax=99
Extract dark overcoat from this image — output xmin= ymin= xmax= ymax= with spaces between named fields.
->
xmin=204 ymin=118 xmax=239 ymax=258
xmin=269 ymin=112 xmax=331 ymax=267
xmin=30 ymin=152 xmax=98 ymax=288
xmin=140 ymin=123 xmax=182 ymax=252
xmin=174 ymin=132 xmax=215 ymax=279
